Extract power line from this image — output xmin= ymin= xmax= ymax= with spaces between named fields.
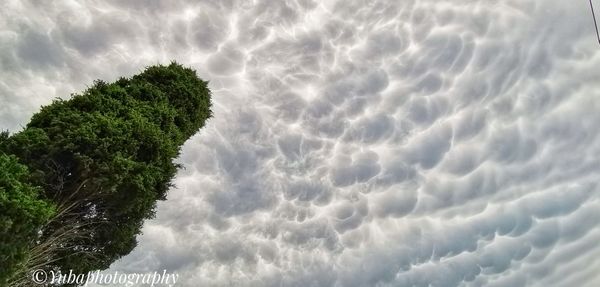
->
xmin=590 ymin=0 xmax=600 ymax=45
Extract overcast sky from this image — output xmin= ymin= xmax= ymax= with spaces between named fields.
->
xmin=2 ymin=0 xmax=600 ymax=286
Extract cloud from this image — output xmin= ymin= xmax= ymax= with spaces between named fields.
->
xmin=2 ymin=0 xmax=600 ymax=286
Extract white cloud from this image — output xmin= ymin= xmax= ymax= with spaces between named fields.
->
xmin=2 ymin=0 xmax=600 ymax=286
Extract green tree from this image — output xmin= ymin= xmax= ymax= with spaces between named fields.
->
xmin=1 ymin=62 xmax=212 ymax=279
xmin=0 ymin=153 xmax=55 ymax=286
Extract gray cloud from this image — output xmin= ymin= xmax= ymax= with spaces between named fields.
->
xmin=2 ymin=0 xmax=600 ymax=286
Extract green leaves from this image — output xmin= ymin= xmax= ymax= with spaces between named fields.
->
xmin=0 ymin=154 xmax=55 ymax=285
xmin=1 ymin=62 xmax=211 ymax=281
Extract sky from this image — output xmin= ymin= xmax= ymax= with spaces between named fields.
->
xmin=2 ymin=0 xmax=600 ymax=286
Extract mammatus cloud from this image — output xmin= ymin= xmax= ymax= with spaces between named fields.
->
xmin=2 ymin=0 xmax=600 ymax=286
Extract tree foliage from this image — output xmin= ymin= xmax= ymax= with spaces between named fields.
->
xmin=0 ymin=153 xmax=55 ymax=285
xmin=0 ymin=62 xmax=211 ymax=277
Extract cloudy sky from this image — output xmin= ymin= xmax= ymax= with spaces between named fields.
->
xmin=2 ymin=0 xmax=600 ymax=286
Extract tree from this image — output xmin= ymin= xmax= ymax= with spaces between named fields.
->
xmin=0 ymin=62 xmax=212 ymax=279
xmin=0 ymin=153 xmax=55 ymax=286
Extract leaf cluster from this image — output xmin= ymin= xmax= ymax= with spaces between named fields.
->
xmin=0 ymin=62 xmax=212 ymax=279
